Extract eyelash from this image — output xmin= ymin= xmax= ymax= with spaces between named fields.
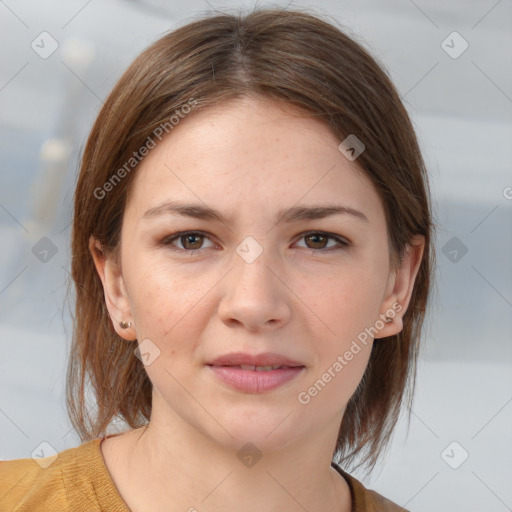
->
xmin=160 ymin=230 xmax=351 ymax=253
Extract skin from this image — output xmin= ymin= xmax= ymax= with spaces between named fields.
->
xmin=90 ymin=94 xmax=425 ymax=512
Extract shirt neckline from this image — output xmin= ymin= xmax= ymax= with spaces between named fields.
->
xmin=91 ymin=433 xmax=132 ymax=511
xmin=331 ymin=461 xmax=367 ymax=512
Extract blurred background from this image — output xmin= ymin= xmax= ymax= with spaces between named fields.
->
xmin=0 ymin=1 xmax=511 ymax=510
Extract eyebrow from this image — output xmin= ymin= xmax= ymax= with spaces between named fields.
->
xmin=142 ymin=200 xmax=369 ymax=224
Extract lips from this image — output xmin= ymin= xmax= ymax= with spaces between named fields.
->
xmin=206 ymin=352 xmax=306 ymax=393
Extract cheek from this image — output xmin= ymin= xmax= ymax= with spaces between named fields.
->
xmin=125 ymin=257 xmax=206 ymax=340
xmin=298 ymin=335 xmax=372 ymax=416
xmin=296 ymin=260 xmax=386 ymax=338
xmin=292 ymin=258 xmax=386 ymax=404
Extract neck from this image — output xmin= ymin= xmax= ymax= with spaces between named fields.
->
xmin=114 ymin=411 xmax=352 ymax=512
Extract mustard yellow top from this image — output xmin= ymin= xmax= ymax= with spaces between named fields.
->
xmin=0 ymin=433 xmax=409 ymax=511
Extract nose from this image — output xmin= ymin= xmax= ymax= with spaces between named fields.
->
xmin=217 ymin=247 xmax=292 ymax=332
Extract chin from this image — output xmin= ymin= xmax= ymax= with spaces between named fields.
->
xmin=202 ymin=403 xmax=308 ymax=453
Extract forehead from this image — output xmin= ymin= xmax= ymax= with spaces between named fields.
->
xmin=124 ymin=96 xmax=385 ymax=228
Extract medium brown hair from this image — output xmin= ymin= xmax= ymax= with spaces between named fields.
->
xmin=67 ymin=6 xmax=436 ymax=475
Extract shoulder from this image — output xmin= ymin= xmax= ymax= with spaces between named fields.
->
xmin=332 ymin=463 xmax=410 ymax=512
xmin=0 ymin=437 xmax=128 ymax=512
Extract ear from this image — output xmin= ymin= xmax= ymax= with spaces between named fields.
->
xmin=375 ymin=234 xmax=425 ymax=339
xmin=89 ymin=235 xmax=137 ymax=341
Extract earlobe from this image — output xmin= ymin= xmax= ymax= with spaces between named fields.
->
xmin=376 ymin=234 xmax=425 ymax=339
xmin=88 ymin=236 xmax=137 ymax=341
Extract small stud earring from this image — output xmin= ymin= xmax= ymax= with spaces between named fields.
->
xmin=119 ymin=321 xmax=132 ymax=329
xmin=384 ymin=317 xmax=392 ymax=322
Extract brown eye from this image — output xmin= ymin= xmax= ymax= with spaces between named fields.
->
xmin=162 ymin=231 xmax=215 ymax=252
xmin=296 ymin=232 xmax=350 ymax=251
xmin=304 ymin=233 xmax=329 ymax=249
xmin=180 ymin=233 xmax=204 ymax=250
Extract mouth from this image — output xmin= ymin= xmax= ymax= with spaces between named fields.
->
xmin=206 ymin=353 xmax=306 ymax=393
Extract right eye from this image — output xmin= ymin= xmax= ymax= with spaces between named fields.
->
xmin=161 ymin=231 xmax=217 ymax=252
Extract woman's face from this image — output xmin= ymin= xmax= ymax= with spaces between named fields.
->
xmin=96 ymin=95 xmax=421 ymax=451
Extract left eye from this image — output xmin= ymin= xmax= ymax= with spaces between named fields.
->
xmin=295 ymin=232 xmax=350 ymax=250
xmin=161 ymin=231 xmax=350 ymax=252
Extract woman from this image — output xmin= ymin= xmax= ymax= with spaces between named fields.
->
xmin=0 ymin=7 xmax=434 ymax=512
